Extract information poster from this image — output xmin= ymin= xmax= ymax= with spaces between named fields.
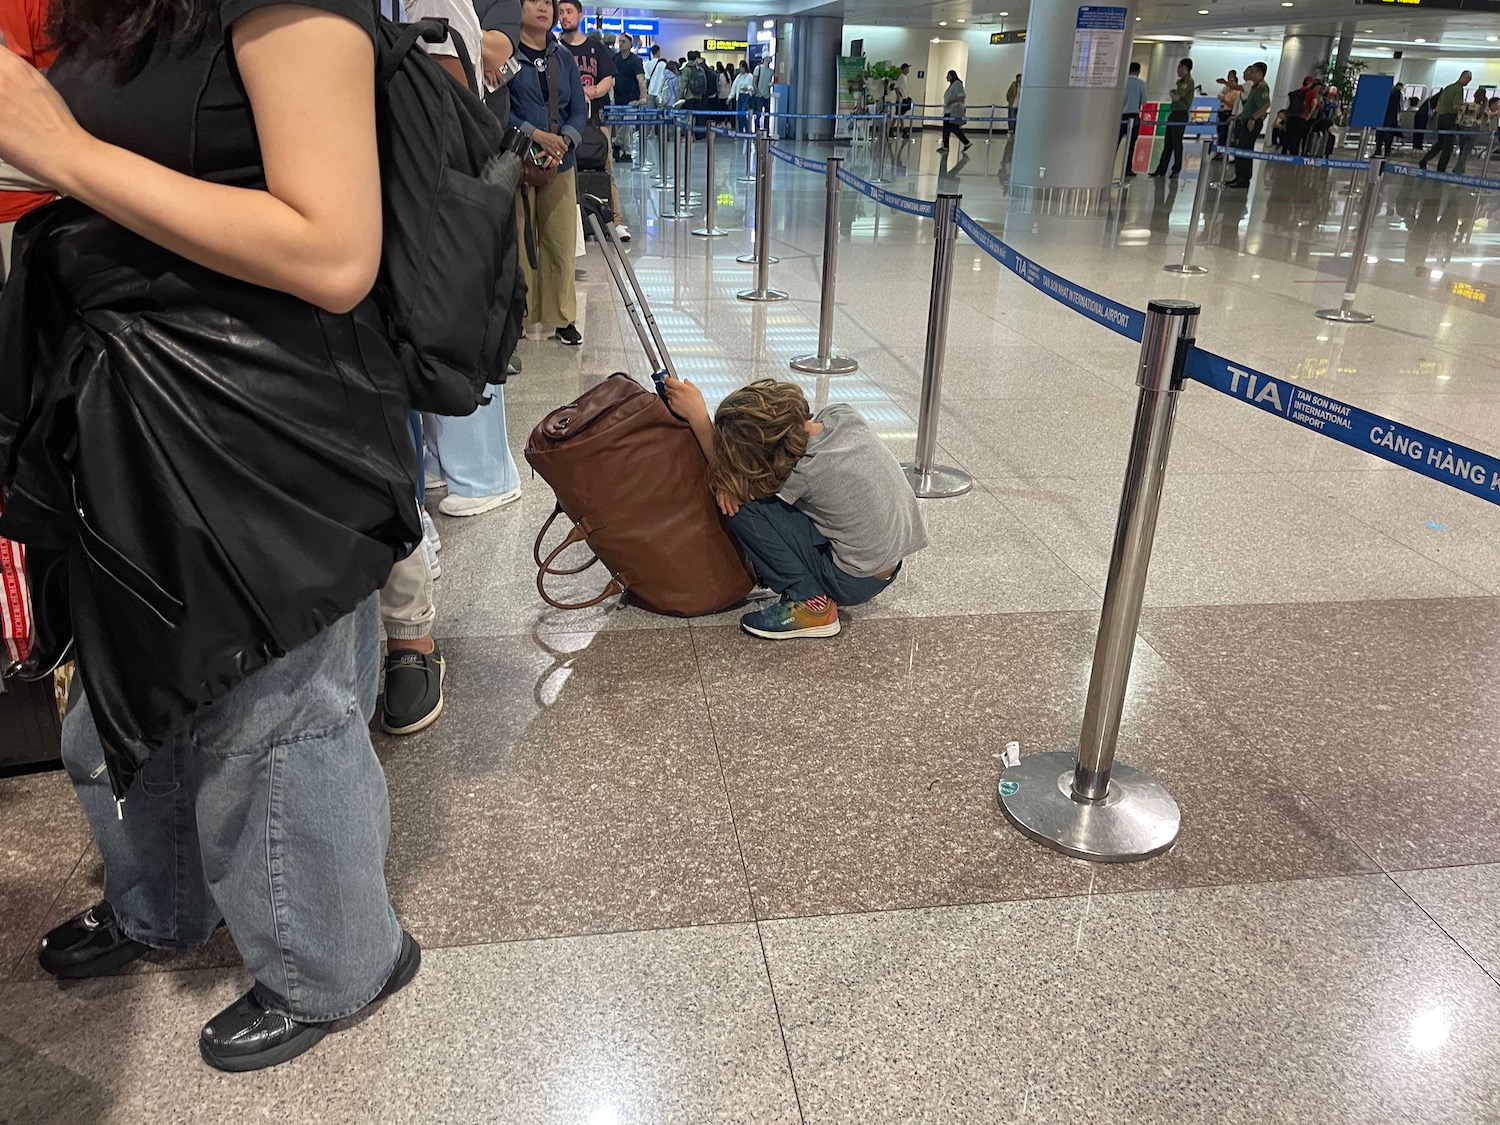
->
xmin=1070 ymin=6 xmax=1127 ymax=88
xmin=836 ymin=55 xmax=865 ymax=138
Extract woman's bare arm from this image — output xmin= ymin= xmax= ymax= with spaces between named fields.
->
xmin=0 ymin=7 xmax=381 ymax=313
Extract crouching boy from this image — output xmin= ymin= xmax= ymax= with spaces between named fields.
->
xmin=665 ymin=377 xmax=928 ymax=640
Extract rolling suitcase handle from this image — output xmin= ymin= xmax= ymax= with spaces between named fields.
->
xmin=534 ymin=505 xmax=631 ymax=610
xmin=580 ymin=195 xmax=678 ymax=381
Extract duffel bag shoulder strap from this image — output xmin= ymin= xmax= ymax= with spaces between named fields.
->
xmin=533 ymin=504 xmax=630 ymax=610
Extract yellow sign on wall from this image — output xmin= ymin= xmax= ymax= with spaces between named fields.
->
xmin=704 ymin=39 xmax=750 ymax=51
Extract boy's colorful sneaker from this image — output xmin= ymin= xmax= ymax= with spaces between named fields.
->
xmin=740 ymin=595 xmax=841 ymax=640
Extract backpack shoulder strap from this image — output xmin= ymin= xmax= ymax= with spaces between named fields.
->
xmin=547 ymin=47 xmax=560 ymax=133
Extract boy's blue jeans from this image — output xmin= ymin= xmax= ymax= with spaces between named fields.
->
xmin=60 ymin=594 xmax=403 ymax=1023
xmin=729 ymin=497 xmax=897 ymax=606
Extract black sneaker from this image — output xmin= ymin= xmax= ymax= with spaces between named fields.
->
xmin=380 ymin=643 xmax=444 ymax=735
xmin=555 ymin=324 xmax=583 ymax=346
xmin=200 ymin=931 xmax=421 ymax=1073
xmin=38 ymin=901 xmax=152 ymax=979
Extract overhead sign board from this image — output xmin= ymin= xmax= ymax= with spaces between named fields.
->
xmin=590 ymin=16 xmax=659 ymax=35
xmin=990 ymin=30 xmax=1027 ymax=43
xmin=1358 ymin=0 xmax=1500 ymax=10
xmin=704 ymin=39 xmax=750 ymax=51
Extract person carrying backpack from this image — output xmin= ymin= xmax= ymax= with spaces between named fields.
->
xmin=0 ymin=0 xmax=473 ymax=1073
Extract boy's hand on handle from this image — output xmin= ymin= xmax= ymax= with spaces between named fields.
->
xmin=716 ymin=490 xmax=740 ymax=517
xmin=663 ymin=376 xmax=708 ymax=422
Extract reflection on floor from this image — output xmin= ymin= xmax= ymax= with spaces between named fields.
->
xmin=3 ymin=130 xmax=1499 ymax=1123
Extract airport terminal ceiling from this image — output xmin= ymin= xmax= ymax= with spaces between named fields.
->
xmin=586 ymin=0 xmax=1500 ymax=53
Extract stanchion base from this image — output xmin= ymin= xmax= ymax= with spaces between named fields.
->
xmin=691 ymin=227 xmax=730 ymax=237
xmin=1315 ymin=308 xmax=1376 ymax=324
xmin=737 ymin=175 xmax=758 ymax=183
xmin=1163 ymin=263 xmax=1209 ymax=275
xmin=998 ymin=752 xmax=1180 ymax=862
xmin=735 ymin=253 xmax=780 ymax=265
xmin=900 ymin=463 xmax=973 ymax=498
xmin=867 ymin=176 xmax=893 ymax=185
xmin=790 ymin=353 xmax=859 ymax=375
xmin=737 ymin=288 xmax=789 ymax=303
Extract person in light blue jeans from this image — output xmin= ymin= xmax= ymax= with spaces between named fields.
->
xmin=51 ymin=595 xmax=415 ymax=1069
xmin=424 ymin=386 xmax=523 ymax=517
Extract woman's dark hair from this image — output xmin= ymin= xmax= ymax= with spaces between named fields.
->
xmin=50 ymin=0 xmax=210 ymax=65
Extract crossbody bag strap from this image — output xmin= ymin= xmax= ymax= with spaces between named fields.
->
xmin=547 ymin=47 xmax=560 ymax=134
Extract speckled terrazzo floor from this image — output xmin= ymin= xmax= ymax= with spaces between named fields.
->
xmin=3 ymin=134 xmax=1500 ymax=1123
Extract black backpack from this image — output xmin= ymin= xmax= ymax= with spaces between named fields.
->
xmin=576 ymin=121 xmax=610 ymax=172
xmin=373 ymin=16 xmax=529 ymax=416
xmin=686 ymin=62 xmax=707 ymax=99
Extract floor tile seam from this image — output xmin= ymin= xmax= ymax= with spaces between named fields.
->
xmin=11 ymin=915 xmax=778 ymax=987
xmin=685 ymin=604 xmax=1107 ymax=638
xmin=747 ymin=868 xmax=1402 ymax=933
xmin=5 ymin=843 xmax=91 ymax=984
xmin=748 ymin=916 xmax=810 ymax=1125
xmin=1377 ymin=871 xmax=1500 ymax=992
xmin=685 ymin=625 xmax=766 ymax=929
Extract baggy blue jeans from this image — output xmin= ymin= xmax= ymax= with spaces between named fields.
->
xmin=423 ymin=386 xmax=521 ymax=499
xmin=728 ymin=497 xmax=898 ymax=606
xmin=60 ymin=594 xmax=403 ymax=1023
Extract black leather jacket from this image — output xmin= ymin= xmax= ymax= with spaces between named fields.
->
xmin=0 ymin=202 xmax=419 ymax=803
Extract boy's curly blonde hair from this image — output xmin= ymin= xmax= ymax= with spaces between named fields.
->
xmin=708 ymin=380 xmax=811 ymax=503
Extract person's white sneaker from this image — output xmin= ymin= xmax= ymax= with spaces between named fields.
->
xmin=437 ymin=488 xmax=522 ymax=518
xmin=616 ymin=223 xmax=632 ymax=243
xmin=424 ymin=472 xmax=446 ymax=495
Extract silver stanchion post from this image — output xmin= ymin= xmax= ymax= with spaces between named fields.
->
xmin=870 ymin=108 xmax=892 ymax=184
xmin=1317 ymin=156 xmax=1383 ymax=324
xmin=652 ymin=119 xmax=668 ymax=187
xmin=791 ymin=157 xmax=858 ymax=375
xmin=682 ymin=120 xmax=702 ymax=204
xmin=735 ymin=129 xmax=779 ymax=267
xmin=737 ymin=131 xmax=788 ymax=302
xmin=692 ymin=126 xmax=726 ymax=236
xmin=659 ymin=121 xmax=683 ymax=219
xmin=738 ymin=130 xmax=757 ymax=183
xmin=1163 ymin=138 xmax=1212 ymax=274
xmin=998 ymin=299 xmax=1197 ymax=862
xmin=900 ymin=193 xmax=972 ymax=498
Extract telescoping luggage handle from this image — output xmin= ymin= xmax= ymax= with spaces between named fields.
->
xmin=533 ymin=505 xmax=633 ymax=611
xmin=579 ymin=195 xmax=678 ymax=384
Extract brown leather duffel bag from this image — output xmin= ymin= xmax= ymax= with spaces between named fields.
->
xmin=525 ymin=373 xmax=755 ymax=616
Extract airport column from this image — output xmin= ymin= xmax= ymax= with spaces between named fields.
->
xmin=1268 ymin=33 xmax=1333 ymax=132
xmin=1010 ymin=0 xmax=1139 ymax=215
xmin=792 ymin=16 xmax=842 ymax=142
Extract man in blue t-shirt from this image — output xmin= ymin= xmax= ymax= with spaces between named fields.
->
xmin=1118 ymin=61 xmax=1147 ymax=177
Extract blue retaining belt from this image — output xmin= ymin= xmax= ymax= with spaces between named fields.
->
xmin=769 ymin=145 xmax=830 ymax=174
xmin=954 ymin=210 xmax=1145 ymax=341
xmin=1186 ymin=348 xmax=1500 ymax=507
xmin=1211 ymin=146 xmax=1368 ymax=172
xmin=1385 ymin=163 xmax=1500 ymax=192
xmin=834 ymin=166 xmax=937 ymax=217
